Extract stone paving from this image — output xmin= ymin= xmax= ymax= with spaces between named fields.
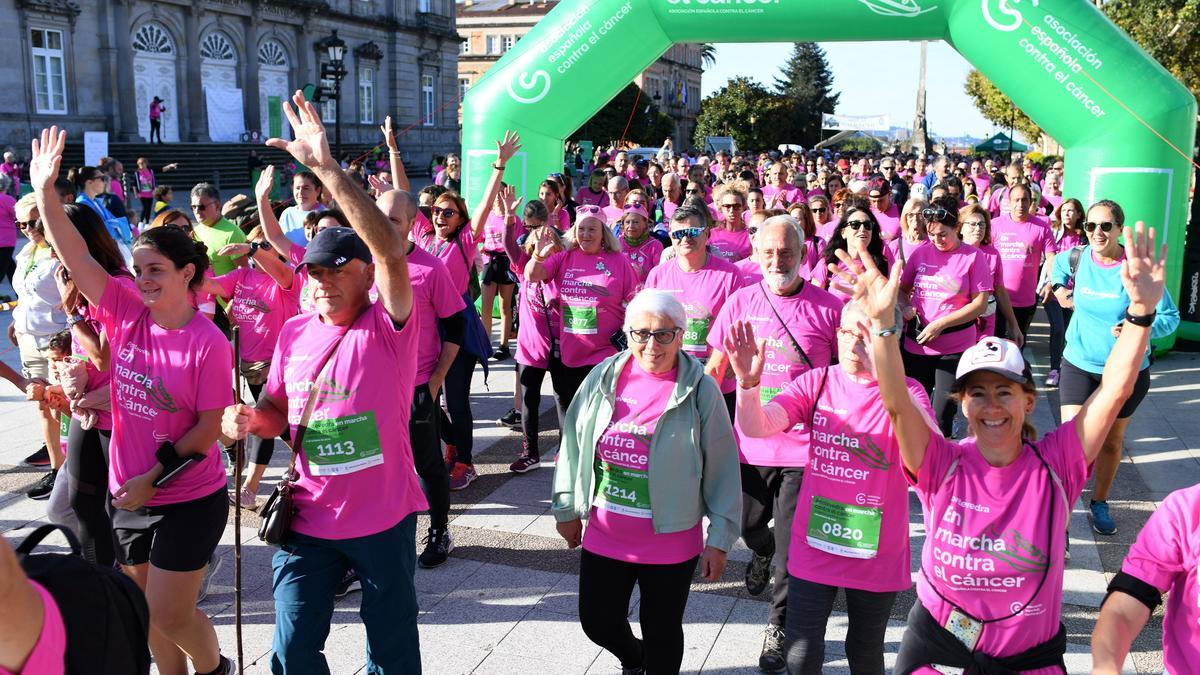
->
xmin=0 ymin=308 xmax=1192 ymax=673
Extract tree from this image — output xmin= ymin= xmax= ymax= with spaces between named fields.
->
xmin=773 ymin=43 xmax=840 ymax=146
xmin=694 ymin=77 xmax=792 ymax=150
xmin=699 ymin=43 xmax=717 ymax=70
xmin=570 ymin=84 xmax=676 ymax=147
xmin=963 ymin=70 xmax=1043 ymax=144
xmin=1102 ymin=0 xmax=1200 ymax=94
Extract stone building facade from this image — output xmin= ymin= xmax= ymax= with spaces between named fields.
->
xmin=4 ymin=0 xmax=461 ymax=160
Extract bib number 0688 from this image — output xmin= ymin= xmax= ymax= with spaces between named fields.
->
xmin=821 ymin=521 xmax=864 ymax=542
xmin=314 ymin=440 xmax=357 ymax=458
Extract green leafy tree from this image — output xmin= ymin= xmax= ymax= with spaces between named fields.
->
xmin=570 ymin=84 xmax=676 ymax=147
xmin=1103 ymin=0 xmax=1200 ymax=93
xmin=963 ymin=70 xmax=1043 ymax=143
xmin=694 ymin=77 xmax=792 ymax=150
xmin=774 ymin=43 xmax=840 ymax=146
xmin=699 ymin=43 xmax=717 ymax=69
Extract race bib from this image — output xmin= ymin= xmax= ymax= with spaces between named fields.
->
xmin=563 ymin=303 xmax=598 ymax=335
xmin=302 ymin=411 xmax=384 ymax=476
xmin=806 ymin=495 xmax=882 ymax=559
xmin=593 ymin=459 xmax=651 ymax=518
xmin=682 ymin=316 xmax=710 ymax=353
xmin=59 ymin=413 xmax=71 ymax=437
xmin=759 ymin=386 xmax=782 ymax=405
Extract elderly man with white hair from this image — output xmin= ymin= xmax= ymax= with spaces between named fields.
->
xmin=708 ymin=215 xmax=843 ymax=672
xmin=553 ymin=288 xmax=740 ymax=675
xmin=1 ymin=151 xmax=20 ymax=197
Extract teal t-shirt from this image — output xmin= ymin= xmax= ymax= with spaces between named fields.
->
xmin=1050 ymin=245 xmax=1179 ymax=374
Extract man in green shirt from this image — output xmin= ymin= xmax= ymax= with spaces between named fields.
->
xmin=189 ymin=182 xmax=246 ymax=276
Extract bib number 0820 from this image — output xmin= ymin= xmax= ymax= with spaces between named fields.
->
xmin=820 ymin=521 xmax=864 ymax=542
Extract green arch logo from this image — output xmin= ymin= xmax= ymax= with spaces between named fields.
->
xmin=462 ymin=0 xmax=1197 ymax=345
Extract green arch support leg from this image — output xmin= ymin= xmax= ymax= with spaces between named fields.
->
xmin=463 ymin=0 xmax=1196 ymax=348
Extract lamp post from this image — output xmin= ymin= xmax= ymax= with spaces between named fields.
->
xmin=749 ymin=113 xmax=757 ymax=147
xmin=318 ymin=31 xmax=348 ymax=161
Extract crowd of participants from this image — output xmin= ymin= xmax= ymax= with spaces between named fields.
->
xmin=0 ymin=102 xmax=1194 ymax=675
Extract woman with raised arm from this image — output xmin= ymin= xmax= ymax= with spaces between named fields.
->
xmin=30 ymin=127 xmax=234 ymax=675
xmin=837 ymin=219 xmax=1168 ymax=673
xmin=379 ymin=115 xmax=411 ymax=193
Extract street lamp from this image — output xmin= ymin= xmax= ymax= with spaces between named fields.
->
xmin=318 ymin=31 xmax=348 ymax=160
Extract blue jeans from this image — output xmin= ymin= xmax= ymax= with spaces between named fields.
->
xmin=271 ymin=514 xmax=421 ymax=674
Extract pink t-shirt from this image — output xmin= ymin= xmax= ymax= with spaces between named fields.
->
xmin=288 ymin=246 xmax=317 ymax=314
xmin=763 ymin=184 xmax=806 ymax=207
xmin=1052 ymin=229 xmax=1084 ymax=255
xmin=95 ymin=279 xmax=232 ymax=506
xmin=873 ymin=204 xmax=902 ymax=242
xmin=212 ymin=267 xmax=301 ymax=362
xmin=602 ymin=204 xmax=625 ymax=226
xmin=646 ymin=255 xmax=746 ymax=392
xmin=708 ymin=282 xmax=841 ymax=466
xmin=810 ymin=260 xmax=855 ymax=304
xmin=73 ymin=276 xmax=136 ymax=432
xmin=267 ymin=301 xmax=428 ymax=539
xmin=413 ymin=216 xmax=478 ymax=296
xmin=885 ymin=237 xmax=926 ymax=266
xmin=708 ymin=228 xmax=752 ymax=262
xmin=772 ymin=367 xmax=932 ymax=592
xmin=576 ymin=187 xmax=609 ymax=208
xmin=582 ymin=360 xmax=703 ymax=564
xmin=1119 ymin=483 xmax=1200 ymax=673
xmin=407 ymin=246 xmax=466 ymax=384
xmin=734 ymin=257 xmax=763 ymax=286
xmin=136 ymin=168 xmax=155 ymax=198
xmin=621 ymin=236 xmax=664 ymax=285
xmin=990 ymin=216 xmax=1055 ymax=307
xmin=542 ymin=249 xmax=638 ymax=368
xmin=977 ymin=243 xmax=1003 ymax=338
xmin=481 ymin=214 xmax=520 ymax=262
xmin=816 ymin=221 xmax=838 ymax=243
xmin=901 ymin=243 xmax=992 ymax=356
xmin=0 ymin=581 xmax=66 ymax=675
xmin=909 ymin=421 xmax=1087 ymax=673
xmin=0 ymin=193 xmax=17 ymax=248
xmin=798 ymin=237 xmax=824 ymax=281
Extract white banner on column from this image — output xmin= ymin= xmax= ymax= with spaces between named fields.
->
xmin=206 ymin=87 xmax=246 ymax=142
xmin=821 ymin=113 xmax=891 ymax=132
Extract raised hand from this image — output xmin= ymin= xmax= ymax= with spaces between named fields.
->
xmin=29 ymin=126 xmax=66 ymax=193
xmin=219 ymin=243 xmax=252 ymax=258
xmin=368 ymin=174 xmax=394 ymax=194
xmin=379 ymin=115 xmax=398 ymax=152
xmin=267 ymin=91 xmax=334 ymax=171
xmin=722 ymin=320 xmax=766 ymax=387
xmin=496 ymin=130 xmax=522 ymax=165
xmin=1120 ymin=221 xmax=1166 ymax=314
xmin=498 ymin=184 xmax=522 ymax=217
xmin=255 ymin=164 xmax=275 ymax=202
xmin=833 ymin=248 xmax=903 ymax=326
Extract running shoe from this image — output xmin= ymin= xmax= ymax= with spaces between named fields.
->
xmin=229 ymin=486 xmax=257 ymax=510
xmin=745 ymin=550 xmax=773 ymax=596
xmin=1090 ymin=499 xmax=1117 ymax=535
xmin=26 ymin=469 xmax=56 ymax=501
xmin=759 ymin=624 xmax=787 ymax=673
xmin=492 ymin=345 xmax=512 ymax=361
xmin=497 ymin=408 xmax=521 ymax=430
xmin=621 ymin=668 xmax=646 ymax=675
xmin=418 ymin=527 xmax=454 ymax=568
xmin=335 ymin=569 xmax=361 ymax=598
xmin=449 ymin=463 xmax=477 ymax=491
xmin=444 ymin=443 xmax=457 ymax=472
xmin=197 ymin=553 xmax=223 ymax=603
xmin=1045 ymin=369 xmax=1061 ymax=388
xmin=509 ymin=455 xmax=541 ymax=473
xmin=22 ymin=444 xmax=50 ymax=467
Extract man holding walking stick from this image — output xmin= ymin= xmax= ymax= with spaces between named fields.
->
xmin=221 ymin=91 xmax=424 ymax=673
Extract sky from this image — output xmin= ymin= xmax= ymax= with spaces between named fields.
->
xmin=704 ymin=41 xmax=1007 ymax=141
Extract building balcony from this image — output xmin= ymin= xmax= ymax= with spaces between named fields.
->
xmin=417 ymin=12 xmax=456 ymax=37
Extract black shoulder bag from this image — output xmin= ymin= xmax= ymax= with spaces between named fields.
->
xmin=759 ymin=282 xmax=813 ymax=369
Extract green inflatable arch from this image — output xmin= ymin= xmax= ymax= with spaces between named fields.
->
xmin=461 ymin=0 xmax=1197 ymax=346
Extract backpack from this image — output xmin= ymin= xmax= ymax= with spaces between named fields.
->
xmin=16 ymin=525 xmax=151 ymax=675
xmin=1068 ymin=245 xmax=1085 ymax=280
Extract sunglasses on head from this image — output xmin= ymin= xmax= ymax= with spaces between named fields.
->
xmin=1084 ymin=221 xmax=1117 ymax=233
xmin=670 ymin=227 xmax=706 ymax=241
xmin=844 ymin=219 xmax=872 ymax=231
xmin=922 ymin=207 xmax=951 ymax=222
xmin=433 ymin=205 xmax=459 ymax=219
xmin=627 ymin=327 xmax=681 ymax=345
xmin=577 ymin=205 xmax=601 ymax=216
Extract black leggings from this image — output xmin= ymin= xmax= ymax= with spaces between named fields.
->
xmin=139 ymin=197 xmax=153 ymax=225
xmin=411 ymin=382 xmax=449 ymax=529
xmin=578 ymin=548 xmax=699 ymax=674
xmin=247 ymin=381 xmax=276 ymax=466
xmin=65 ymin=418 xmax=114 ymax=567
xmin=0 ymin=247 xmax=15 ymax=288
xmin=517 ymin=359 xmax=572 ymax=460
xmin=785 ymin=577 xmax=896 ymax=675
xmin=741 ymin=464 xmax=803 ymax=628
xmin=440 ymin=349 xmax=478 ymax=464
xmin=902 ymin=349 xmax=962 ymax=437
xmin=997 ymin=304 xmax=1037 ymax=342
xmin=1044 ymin=297 xmax=1073 ymax=372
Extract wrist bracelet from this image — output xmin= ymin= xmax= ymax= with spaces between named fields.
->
xmin=873 ymin=325 xmax=900 ymax=338
xmin=493 ymin=163 xmax=506 ymax=171
xmin=1124 ymin=309 xmax=1155 ymax=328
xmin=738 ymin=379 xmax=760 ymax=390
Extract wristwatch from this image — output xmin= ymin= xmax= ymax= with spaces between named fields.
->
xmin=1124 ymin=309 xmax=1156 ymax=327
xmin=66 ymin=314 xmax=86 ymax=328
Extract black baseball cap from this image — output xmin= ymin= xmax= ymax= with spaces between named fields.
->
xmin=297 ymin=227 xmax=371 ymax=269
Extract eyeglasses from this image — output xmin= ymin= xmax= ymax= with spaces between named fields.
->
xmin=1085 ymin=221 xmax=1117 ymax=233
xmin=922 ymin=207 xmax=951 ymax=222
xmin=961 ymin=219 xmax=986 ymax=229
xmin=811 ymin=207 xmax=827 ymax=214
xmin=719 ymin=202 xmax=743 ymax=210
xmin=627 ymin=327 xmax=681 ymax=345
xmin=433 ymin=205 xmax=460 ymax=219
xmin=844 ymin=219 xmax=872 ymax=231
xmin=685 ymin=188 xmax=702 ymax=195
xmin=670 ymin=227 xmax=706 ymax=241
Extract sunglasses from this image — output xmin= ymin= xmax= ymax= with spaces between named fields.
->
xmin=844 ymin=219 xmax=872 ymax=231
xmin=719 ymin=203 xmax=743 ymax=210
xmin=922 ymin=207 xmax=951 ymax=222
xmin=880 ymin=165 xmax=895 ymax=171
xmin=628 ymin=327 xmax=681 ymax=345
xmin=576 ymin=205 xmax=602 ymax=216
xmin=670 ymin=227 xmax=706 ymax=241
xmin=167 ymin=220 xmax=193 ymax=230
xmin=190 ymin=202 xmax=211 ymax=212
xmin=685 ymin=188 xmax=702 ymax=195
xmin=811 ymin=207 xmax=827 ymax=214
xmin=433 ymin=205 xmax=460 ymax=219
xmin=747 ymin=226 xmax=759 ymax=236
xmin=1084 ymin=221 xmax=1117 ymax=233
xmin=18 ymin=219 xmax=39 ymax=230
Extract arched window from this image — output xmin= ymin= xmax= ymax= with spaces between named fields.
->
xmin=200 ymin=32 xmax=237 ymax=62
xmin=132 ymin=23 xmax=175 ymax=55
xmin=258 ymin=40 xmax=289 ymax=67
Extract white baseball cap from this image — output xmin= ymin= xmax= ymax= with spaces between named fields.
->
xmin=953 ymin=337 xmax=1031 ymax=391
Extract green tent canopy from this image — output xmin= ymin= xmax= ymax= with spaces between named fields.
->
xmin=974 ymin=133 xmax=1027 ymax=153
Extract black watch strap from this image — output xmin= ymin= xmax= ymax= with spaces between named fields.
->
xmin=1124 ymin=309 xmax=1155 ymax=327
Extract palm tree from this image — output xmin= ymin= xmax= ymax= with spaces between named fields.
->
xmin=699 ymin=43 xmax=716 ymax=70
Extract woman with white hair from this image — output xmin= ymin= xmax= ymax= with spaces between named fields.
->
xmin=553 ymin=289 xmax=740 ymax=675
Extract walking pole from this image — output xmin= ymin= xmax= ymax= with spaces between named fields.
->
xmin=231 ymin=326 xmax=245 ymax=674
